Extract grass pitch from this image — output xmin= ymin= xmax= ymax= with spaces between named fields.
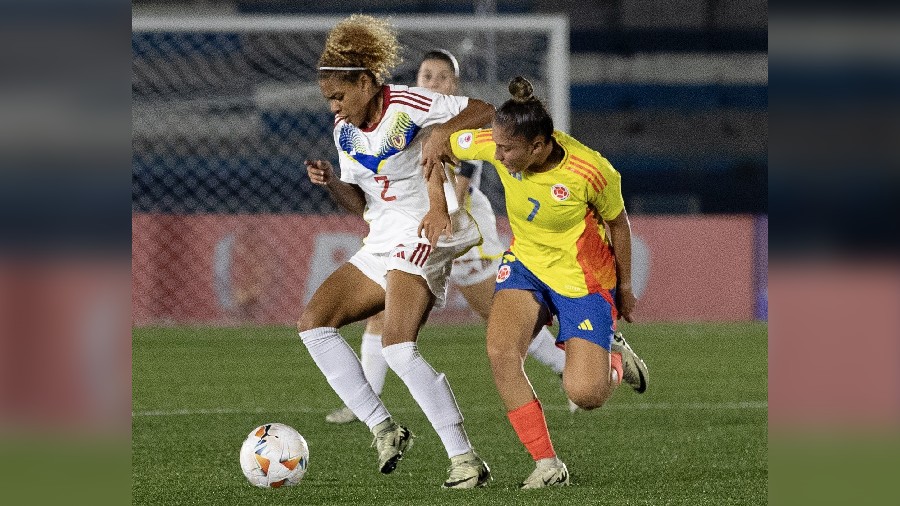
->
xmin=133 ymin=322 xmax=767 ymax=505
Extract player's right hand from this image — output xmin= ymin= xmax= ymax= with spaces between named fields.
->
xmin=616 ymin=285 xmax=636 ymax=323
xmin=305 ymin=159 xmax=335 ymax=186
xmin=417 ymin=208 xmax=453 ymax=247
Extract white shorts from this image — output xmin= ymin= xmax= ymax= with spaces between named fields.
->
xmin=350 ymin=210 xmax=481 ymax=308
xmin=450 ymin=189 xmax=506 ymax=287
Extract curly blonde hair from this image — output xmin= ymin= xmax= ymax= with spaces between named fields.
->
xmin=318 ymin=14 xmax=402 ymax=84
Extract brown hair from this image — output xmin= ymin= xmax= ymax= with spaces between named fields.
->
xmin=494 ymin=76 xmax=554 ymax=141
xmin=317 ymin=15 xmax=402 ymax=84
xmin=421 ymin=49 xmax=459 ymax=77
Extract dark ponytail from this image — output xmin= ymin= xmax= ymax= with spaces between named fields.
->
xmin=495 ymin=76 xmax=553 ymax=141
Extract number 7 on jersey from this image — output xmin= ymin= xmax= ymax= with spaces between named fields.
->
xmin=526 ymin=197 xmax=540 ymax=221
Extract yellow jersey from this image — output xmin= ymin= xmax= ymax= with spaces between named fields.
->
xmin=450 ymin=128 xmax=625 ymax=297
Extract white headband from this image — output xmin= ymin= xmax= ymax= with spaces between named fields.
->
xmin=318 ymin=66 xmax=368 ymax=71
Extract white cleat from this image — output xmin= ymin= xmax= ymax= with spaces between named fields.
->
xmin=442 ymin=450 xmax=492 ymax=489
xmin=371 ymin=423 xmax=413 ymax=474
xmin=520 ymin=457 xmax=570 ymax=489
xmin=611 ymin=332 xmax=649 ymax=393
xmin=325 ymin=405 xmax=358 ymax=424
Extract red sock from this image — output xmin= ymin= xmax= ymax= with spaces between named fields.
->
xmin=611 ymin=352 xmax=623 ymax=385
xmin=507 ymin=399 xmax=555 ymax=461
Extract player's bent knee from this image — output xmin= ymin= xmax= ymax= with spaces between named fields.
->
xmin=486 ymin=341 xmax=519 ymax=369
xmin=296 ymin=314 xmax=315 ymax=334
xmin=380 ymin=330 xmax=416 ymax=347
xmin=297 ymin=308 xmax=331 ymax=333
xmin=567 ymin=391 xmax=605 ymax=411
xmin=565 ymin=379 xmax=613 ymax=411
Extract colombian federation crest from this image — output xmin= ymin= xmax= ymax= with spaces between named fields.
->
xmin=496 ymin=264 xmax=511 ymax=283
xmin=551 ymin=184 xmax=570 ymax=201
xmin=457 ymin=132 xmax=473 ymax=149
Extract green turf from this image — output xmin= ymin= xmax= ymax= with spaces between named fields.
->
xmin=133 ymin=322 xmax=767 ymax=505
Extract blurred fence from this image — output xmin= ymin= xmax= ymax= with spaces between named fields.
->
xmin=132 ymin=213 xmax=768 ymax=325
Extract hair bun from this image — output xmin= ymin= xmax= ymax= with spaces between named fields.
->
xmin=508 ymin=76 xmax=534 ymax=103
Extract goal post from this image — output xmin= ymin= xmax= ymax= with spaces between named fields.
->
xmin=131 ymin=13 xmax=570 ymax=326
xmin=132 ymin=13 xmax=570 ymax=131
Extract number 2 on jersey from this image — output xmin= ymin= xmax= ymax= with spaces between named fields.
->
xmin=526 ymin=197 xmax=540 ymax=221
xmin=374 ymin=175 xmax=396 ymax=202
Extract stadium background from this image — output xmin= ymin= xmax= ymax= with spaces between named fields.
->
xmin=127 ymin=5 xmax=771 ymax=502
xmin=5 ymin=2 xmax=900 ymax=504
xmin=131 ymin=0 xmax=768 ymax=326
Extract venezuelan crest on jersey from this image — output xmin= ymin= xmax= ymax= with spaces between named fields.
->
xmin=338 ymin=111 xmax=420 ymax=173
xmin=551 ymin=184 xmax=570 ymax=201
xmin=388 ymin=132 xmax=407 ymax=150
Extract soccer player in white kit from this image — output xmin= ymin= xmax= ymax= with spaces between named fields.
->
xmin=326 ymin=50 xmax=571 ymax=426
xmin=297 ymin=15 xmax=491 ymax=488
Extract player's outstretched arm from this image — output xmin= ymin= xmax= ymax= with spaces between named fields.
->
xmin=453 ymin=173 xmax=471 ymax=210
xmin=421 ymin=98 xmax=494 ymax=181
xmin=305 ymin=159 xmax=366 ymax=216
xmin=607 ymin=209 xmax=636 ymax=322
xmin=417 ymin=164 xmax=453 ymax=246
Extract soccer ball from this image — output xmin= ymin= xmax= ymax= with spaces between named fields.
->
xmin=239 ymin=423 xmax=309 ymax=488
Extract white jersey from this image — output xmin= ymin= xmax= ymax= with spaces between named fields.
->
xmin=335 ymin=84 xmax=476 ymax=253
xmin=457 ymin=160 xmax=485 ymax=191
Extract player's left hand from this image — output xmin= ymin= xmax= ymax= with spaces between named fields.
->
xmin=417 ymin=209 xmax=453 ymax=246
xmin=616 ymin=285 xmax=636 ymax=323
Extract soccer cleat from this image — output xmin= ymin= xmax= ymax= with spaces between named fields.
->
xmin=611 ymin=332 xmax=649 ymax=393
xmin=324 ymin=405 xmax=358 ymax=424
xmin=371 ymin=424 xmax=413 ymax=474
xmin=442 ymin=450 xmax=492 ymax=489
xmin=520 ymin=457 xmax=570 ymax=489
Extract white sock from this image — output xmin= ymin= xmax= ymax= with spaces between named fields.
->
xmin=299 ymin=327 xmax=391 ymax=431
xmin=382 ymin=341 xmax=472 ymax=458
xmin=528 ymin=327 xmax=566 ymax=375
xmin=360 ymin=331 xmax=388 ymax=396
xmin=611 ymin=369 xmax=619 ymax=384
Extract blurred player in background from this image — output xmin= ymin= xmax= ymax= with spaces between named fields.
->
xmin=449 ymin=76 xmax=649 ymax=489
xmin=298 ymin=15 xmax=492 ymax=488
xmin=326 ymin=49 xmax=571 ymax=426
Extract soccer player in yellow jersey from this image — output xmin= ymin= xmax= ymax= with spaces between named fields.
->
xmin=325 ymin=50 xmax=570 ymax=427
xmin=448 ymin=76 xmax=650 ymax=489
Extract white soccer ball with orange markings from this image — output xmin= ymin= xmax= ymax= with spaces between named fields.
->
xmin=239 ymin=423 xmax=309 ymax=488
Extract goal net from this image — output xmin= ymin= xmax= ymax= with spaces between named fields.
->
xmin=132 ymin=13 xmax=570 ymax=325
